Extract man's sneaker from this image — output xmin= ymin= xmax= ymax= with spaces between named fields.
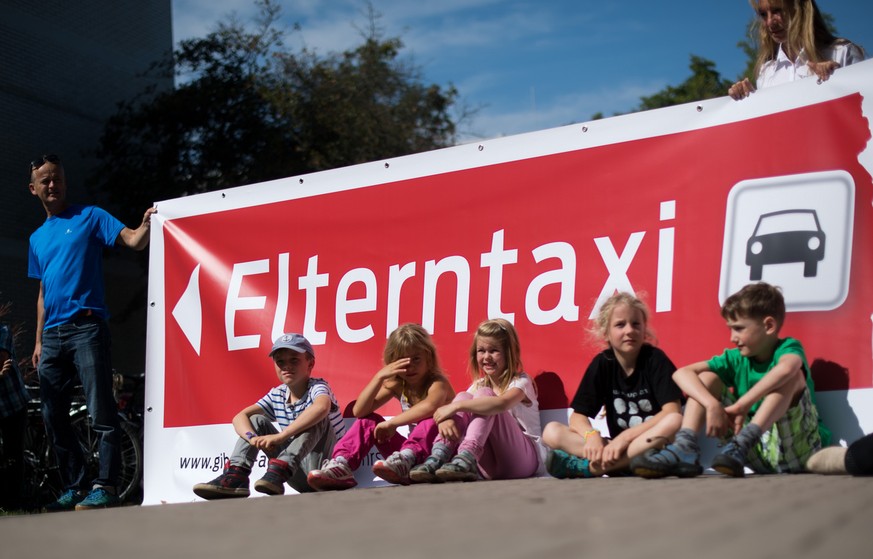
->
xmin=254 ymin=459 xmax=292 ymax=495
xmin=192 ymin=463 xmax=251 ymax=499
xmin=372 ymin=452 xmax=413 ymax=486
xmin=75 ymin=487 xmax=121 ymax=510
xmin=306 ymin=456 xmax=357 ymax=491
xmin=711 ymin=440 xmax=747 ymax=477
xmin=409 ymin=457 xmax=443 ymax=484
xmin=546 ymin=449 xmax=593 ymax=479
xmin=629 ymin=444 xmax=703 ymax=479
xmin=44 ymin=489 xmax=86 ymax=512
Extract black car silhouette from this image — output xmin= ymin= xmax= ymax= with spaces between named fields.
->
xmin=746 ymin=209 xmax=825 ymax=280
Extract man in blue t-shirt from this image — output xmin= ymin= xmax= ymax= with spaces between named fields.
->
xmin=27 ymin=154 xmax=155 ymax=511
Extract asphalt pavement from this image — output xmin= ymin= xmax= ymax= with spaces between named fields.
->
xmin=1 ymin=473 xmax=869 ymax=559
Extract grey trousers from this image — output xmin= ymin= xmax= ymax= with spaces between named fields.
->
xmin=229 ymin=414 xmax=336 ymax=493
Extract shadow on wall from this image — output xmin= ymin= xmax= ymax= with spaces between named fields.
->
xmin=534 ymin=371 xmax=569 ymax=410
xmin=811 ymin=358 xmax=865 ymax=443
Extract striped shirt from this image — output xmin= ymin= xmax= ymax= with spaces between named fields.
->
xmin=256 ymin=377 xmax=345 ymax=438
xmin=0 ymin=324 xmax=29 ymax=418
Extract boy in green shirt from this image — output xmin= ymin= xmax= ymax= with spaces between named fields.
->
xmin=631 ymin=282 xmax=828 ymax=477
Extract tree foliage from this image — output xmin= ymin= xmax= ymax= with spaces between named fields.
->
xmin=635 ymin=55 xmax=734 ymax=111
xmin=90 ymin=0 xmax=459 ymax=223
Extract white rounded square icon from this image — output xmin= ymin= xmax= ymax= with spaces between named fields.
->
xmin=719 ymin=170 xmax=855 ymax=311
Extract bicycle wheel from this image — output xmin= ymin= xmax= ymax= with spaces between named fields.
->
xmin=21 ymin=416 xmax=63 ymax=509
xmin=72 ymin=415 xmax=144 ymax=504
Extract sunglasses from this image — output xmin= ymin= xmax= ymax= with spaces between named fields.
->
xmin=30 ymin=154 xmax=60 ymax=170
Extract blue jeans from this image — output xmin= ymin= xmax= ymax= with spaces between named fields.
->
xmin=38 ymin=315 xmax=120 ymax=491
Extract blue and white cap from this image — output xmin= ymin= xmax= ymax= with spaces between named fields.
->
xmin=269 ymin=333 xmax=315 ymax=359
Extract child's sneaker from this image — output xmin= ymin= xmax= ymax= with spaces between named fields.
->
xmin=629 ymin=444 xmax=703 ymax=478
xmin=409 ymin=456 xmax=443 ymax=484
xmin=306 ymin=456 xmax=357 ymax=491
xmin=192 ymin=463 xmax=251 ymax=499
xmin=806 ymin=446 xmax=848 ymax=475
xmin=711 ymin=440 xmax=747 ymax=477
xmin=75 ymin=487 xmax=121 ymax=510
xmin=44 ymin=489 xmax=86 ymax=512
xmin=372 ymin=452 xmax=413 ymax=486
xmin=253 ymin=459 xmax=292 ymax=495
xmin=546 ymin=449 xmax=593 ymax=479
xmin=435 ymin=450 xmax=478 ymax=482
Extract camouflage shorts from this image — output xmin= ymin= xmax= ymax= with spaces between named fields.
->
xmin=722 ymin=387 xmax=822 ymax=474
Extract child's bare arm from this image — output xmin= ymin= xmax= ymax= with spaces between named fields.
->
xmin=374 ymin=378 xmax=453 ymax=442
xmin=725 ymin=353 xmax=804 ymax=431
xmin=434 ymin=386 xmax=526 ymax=422
xmin=231 ymin=404 xmax=267 ymax=440
xmin=568 ymin=411 xmax=605 ymax=463
xmin=254 ymin=394 xmax=332 ymax=451
xmin=352 ymin=359 xmax=407 ymax=417
xmin=674 ymin=362 xmax=731 ymax=438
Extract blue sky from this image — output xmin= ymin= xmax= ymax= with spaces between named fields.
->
xmin=172 ymin=0 xmax=873 ymax=143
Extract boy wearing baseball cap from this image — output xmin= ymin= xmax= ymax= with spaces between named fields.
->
xmin=193 ymin=333 xmax=345 ymax=499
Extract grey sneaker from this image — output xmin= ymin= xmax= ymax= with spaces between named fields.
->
xmin=630 ymin=444 xmax=703 ymax=479
xmin=711 ymin=441 xmax=747 ymax=477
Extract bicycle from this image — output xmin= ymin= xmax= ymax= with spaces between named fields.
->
xmin=21 ymin=372 xmax=144 ymax=510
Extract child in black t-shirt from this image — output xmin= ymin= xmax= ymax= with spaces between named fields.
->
xmin=542 ymin=292 xmax=683 ymax=478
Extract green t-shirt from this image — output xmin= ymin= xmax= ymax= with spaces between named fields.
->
xmin=707 ymin=337 xmax=830 ymax=445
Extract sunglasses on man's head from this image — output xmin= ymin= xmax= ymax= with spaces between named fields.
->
xmin=30 ymin=154 xmax=60 ymax=170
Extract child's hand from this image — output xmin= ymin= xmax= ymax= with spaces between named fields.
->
xmin=376 ymin=358 xmax=410 ymax=381
xmin=437 ymin=418 xmax=461 ymax=442
xmin=704 ymin=402 xmax=731 ymax=438
xmin=723 ymin=402 xmax=750 ymax=435
xmin=251 ymin=433 xmax=284 ymax=451
xmin=374 ymin=420 xmax=397 ymax=443
xmin=581 ymin=434 xmax=605 ymax=464
xmin=602 ymin=438 xmax=629 ymax=466
xmin=433 ymin=403 xmax=457 ymax=424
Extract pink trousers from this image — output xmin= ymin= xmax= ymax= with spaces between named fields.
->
xmin=435 ymin=388 xmax=540 ymax=480
xmin=331 ymin=412 xmax=438 ymax=470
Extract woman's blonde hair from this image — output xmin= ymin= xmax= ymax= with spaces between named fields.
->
xmin=749 ymin=0 xmax=856 ymax=76
xmin=589 ymin=292 xmax=654 ymax=347
xmin=468 ymin=318 xmax=523 ymax=393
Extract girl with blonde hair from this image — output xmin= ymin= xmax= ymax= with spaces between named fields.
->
xmin=410 ymin=318 xmax=545 ymax=483
xmin=542 ymin=292 xmax=683 ymax=478
xmin=307 ymin=323 xmax=454 ymax=489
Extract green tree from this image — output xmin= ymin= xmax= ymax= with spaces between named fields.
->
xmin=90 ymin=0 xmax=459 ymax=224
xmin=635 ymin=55 xmax=734 ymax=111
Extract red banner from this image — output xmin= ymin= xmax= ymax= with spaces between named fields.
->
xmin=159 ymin=93 xmax=872 ymax=429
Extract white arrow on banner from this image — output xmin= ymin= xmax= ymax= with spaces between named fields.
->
xmin=172 ymin=263 xmax=202 ymax=355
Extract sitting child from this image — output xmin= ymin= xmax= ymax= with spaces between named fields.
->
xmin=193 ymin=333 xmax=344 ymax=498
xmin=543 ymin=292 xmax=683 ymax=478
xmin=631 ymin=282 xmax=829 ymax=477
xmin=306 ymin=324 xmax=454 ymax=490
